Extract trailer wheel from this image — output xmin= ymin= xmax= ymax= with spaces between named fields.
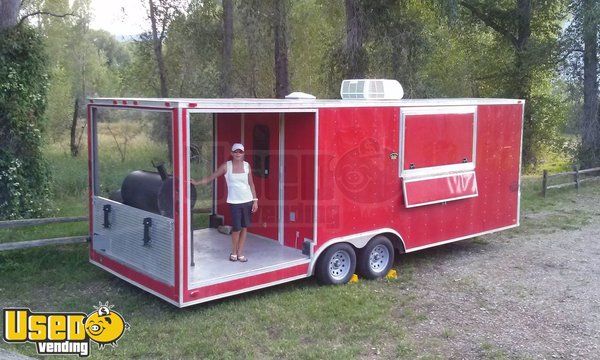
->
xmin=316 ymin=243 xmax=356 ymax=285
xmin=356 ymin=235 xmax=394 ymax=280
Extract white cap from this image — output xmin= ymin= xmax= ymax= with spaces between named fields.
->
xmin=231 ymin=143 xmax=244 ymax=152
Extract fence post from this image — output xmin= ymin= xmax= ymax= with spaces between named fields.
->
xmin=542 ymin=170 xmax=548 ymax=197
xmin=573 ymin=164 xmax=580 ymax=191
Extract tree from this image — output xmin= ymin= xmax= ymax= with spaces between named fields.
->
xmin=361 ymin=0 xmax=430 ymax=97
xmin=458 ymin=0 xmax=567 ymax=165
xmin=344 ymin=0 xmax=367 ymax=78
xmin=164 ymin=0 xmax=221 ymax=97
xmin=273 ymin=0 xmax=290 ymax=98
xmin=148 ymin=0 xmax=171 ymax=99
xmin=580 ymin=0 xmax=599 ymax=166
xmin=0 ymin=0 xmax=20 ymax=30
xmin=37 ymin=0 xmax=123 ymax=156
xmin=221 ymin=0 xmax=234 ymax=97
xmin=0 ymin=24 xmax=52 ymax=219
xmin=145 ymin=0 xmax=185 ymax=162
xmin=236 ymin=0 xmax=274 ymax=97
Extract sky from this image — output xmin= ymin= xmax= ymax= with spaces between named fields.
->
xmin=89 ymin=0 xmax=148 ymax=37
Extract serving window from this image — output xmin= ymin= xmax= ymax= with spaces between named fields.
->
xmin=399 ymin=106 xmax=478 ymax=207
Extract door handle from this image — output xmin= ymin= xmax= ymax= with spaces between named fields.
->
xmin=102 ymin=205 xmax=111 ymax=228
xmin=143 ymin=217 xmax=152 ymax=245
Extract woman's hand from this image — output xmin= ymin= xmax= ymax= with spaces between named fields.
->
xmin=191 ymin=178 xmax=206 ymax=186
xmin=251 ymin=200 xmax=258 ymax=213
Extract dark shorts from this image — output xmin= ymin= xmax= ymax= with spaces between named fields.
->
xmin=229 ymin=201 xmax=253 ymax=232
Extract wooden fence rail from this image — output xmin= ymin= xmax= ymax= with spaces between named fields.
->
xmin=0 ymin=216 xmax=87 ymax=229
xmin=0 ymin=216 xmax=87 ymax=251
xmin=0 ymin=236 xmax=87 ymax=251
xmin=542 ymin=165 xmax=600 ymax=197
xmin=1 ymin=209 xmax=210 ymax=251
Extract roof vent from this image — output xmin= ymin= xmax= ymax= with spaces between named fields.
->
xmin=285 ymin=91 xmax=316 ymax=100
xmin=340 ymin=79 xmax=404 ymax=100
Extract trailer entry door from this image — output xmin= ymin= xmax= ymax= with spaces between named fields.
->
xmin=400 ymin=106 xmax=478 ymax=208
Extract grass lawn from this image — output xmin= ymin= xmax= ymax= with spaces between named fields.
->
xmin=0 ymin=243 xmax=417 ymax=359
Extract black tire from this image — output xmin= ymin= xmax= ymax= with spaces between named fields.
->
xmin=315 ymin=243 xmax=357 ymax=285
xmin=356 ymin=235 xmax=394 ymax=280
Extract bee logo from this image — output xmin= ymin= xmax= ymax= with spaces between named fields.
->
xmin=84 ymin=302 xmax=130 ymax=349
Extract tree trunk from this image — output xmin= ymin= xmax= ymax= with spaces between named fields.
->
xmin=149 ymin=0 xmax=169 ymax=98
xmin=273 ymin=0 xmax=290 ymax=98
xmin=0 ymin=0 xmax=20 ymax=31
xmin=581 ymin=0 xmax=599 ymax=166
xmin=514 ymin=0 xmax=534 ymax=164
xmin=344 ymin=0 xmax=367 ymax=78
xmin=148 ymin=0 xmax=172 ymax=162
xmin=220 ymin=0 xmax=234 ymax=97
xmin=70 ymin=98 xmax=80 ymax=157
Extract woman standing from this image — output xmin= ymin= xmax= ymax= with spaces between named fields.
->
xmin=192 ymin=143 xmax=258 ymax=262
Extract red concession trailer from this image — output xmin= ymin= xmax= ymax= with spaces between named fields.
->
xmin=87 ymin=84 xmax=523 ymax=307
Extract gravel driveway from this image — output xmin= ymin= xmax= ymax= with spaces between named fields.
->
xmin=393 ymin=191 xmax=600 ymax=359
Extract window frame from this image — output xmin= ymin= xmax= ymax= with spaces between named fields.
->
xmin=399 ymin=106 xmax=478 ymax=180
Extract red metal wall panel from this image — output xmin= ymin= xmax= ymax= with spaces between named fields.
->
xmin=244 ymin=113 xmax=279 ymax=241
xmin=403 ymin=113 xmax=474 ymax=170
xmin=317 ymin=104 xmax=522 ymax=251
xmin=316 ymin=107 xmax=401 ymax=249
xmin=283 ymin=113 xmax=315 ymax=249
xmin=474 ymin=105 xmax=522 ymax=230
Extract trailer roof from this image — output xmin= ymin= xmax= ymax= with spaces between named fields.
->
xmin=88 ymin=97 xmax=523 ymax=110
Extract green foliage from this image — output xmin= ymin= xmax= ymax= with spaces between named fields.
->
xmin=165 ymin=0 xmax=221 ymax=98
xmin=234 ymin=0 xmax=276 ymax=97
xmin=120 ymin=38 xmax=158 ymax=97
xmin=0 ymin=26 xmax=52 ymax=220
xmin=41 ymin=0 xmax=129 ymax=142
xmin=289 ymin=0 xmax=343 ymax=97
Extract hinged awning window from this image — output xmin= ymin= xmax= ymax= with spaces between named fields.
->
xmin=399 ymin=106 xmax=479 ymax=208
xmin=403 ymin=171 xmax=478 ymax=208
xmin=399 ymin=106 xmax=477 ymax=177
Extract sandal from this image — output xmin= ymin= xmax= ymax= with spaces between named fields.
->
xmin=229 ymin=253 xmax=238 ymax=261
xmin=237 ymin=255 xmax=248 ymax=262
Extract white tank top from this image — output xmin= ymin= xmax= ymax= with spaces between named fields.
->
xmin=225 ymin=160 xmax=254 ymax=204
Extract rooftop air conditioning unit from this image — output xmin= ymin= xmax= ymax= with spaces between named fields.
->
xmin=340 ymin=79 xmax=404 ymax=100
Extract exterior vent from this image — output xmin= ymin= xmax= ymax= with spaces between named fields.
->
xmin=340 ymin=79 xmax=404 ymax=100
xmin=285 ymin=92 xmax=316 ymax=99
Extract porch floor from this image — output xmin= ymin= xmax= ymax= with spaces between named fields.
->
xmin=188 ymin=228 xmax=309 ymax=288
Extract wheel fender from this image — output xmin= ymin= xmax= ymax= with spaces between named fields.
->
xmin=309 ymin=228 xmax=405 ymax=275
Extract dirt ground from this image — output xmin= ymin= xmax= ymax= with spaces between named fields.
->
xmin=392 ymin=191 xmax=600 ymax=359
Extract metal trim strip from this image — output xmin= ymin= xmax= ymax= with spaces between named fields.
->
xmin=179 ymin=107 xmax=187 ymax=304
xmin=279 ymin=113 xmax=285 ymax=245
xmin=313 ymin=110 xmax=319 ymax=250
xmin=517 ymin=102 xmax=525 ymax=226
xmin=405 ymin=224 xmax=519 ymax=253
xmin=399 ymin=106 xmax=477 ymax=179
xmin=88 ymin=98 xmax=524 ymax=109
xmin=182 ymin=274 xmax=309 ymax=307
xmin=188 ymin=259 xmax=310 ymax=288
